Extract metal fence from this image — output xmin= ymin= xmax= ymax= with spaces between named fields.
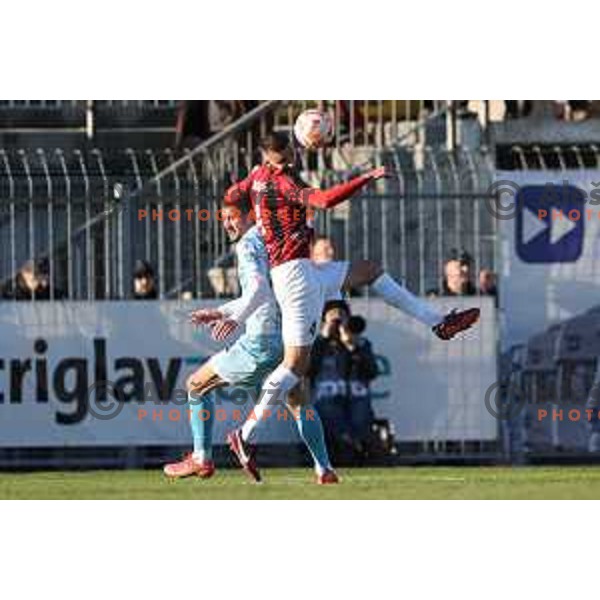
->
xmin=25 ymin=134 xmax=600 ymax=305
xmin=0 ymin=142 xmax=500 ymax=302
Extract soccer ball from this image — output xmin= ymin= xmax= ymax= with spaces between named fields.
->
xmin=293 ymin=109 xmax=334 ymax=149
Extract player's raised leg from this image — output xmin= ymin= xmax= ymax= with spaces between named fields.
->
xmin=344 ymin=259 xmax=480 ymax=339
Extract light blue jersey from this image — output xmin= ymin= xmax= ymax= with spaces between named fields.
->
xmin=232 ymin=226 xmax=280 ymax=337
xmin=210 ymin=226 xmax=282 ymax=387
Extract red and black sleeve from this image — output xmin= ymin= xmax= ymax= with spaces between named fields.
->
xmin=301 ymin=172 xmax=375 ymax=210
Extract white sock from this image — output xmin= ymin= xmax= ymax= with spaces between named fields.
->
xmin=241 ymin=394 xmax=279 ymax=441
xmin=241 ymin=365 xmax=299 ymax=442
xmin=371 ymin=273 xmax=443 ymax=327
xmin=192 ymin=451 xmax=208 ymax=462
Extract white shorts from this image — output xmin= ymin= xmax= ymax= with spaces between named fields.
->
xmin=270 ymin=258 xmax=349 ymax=346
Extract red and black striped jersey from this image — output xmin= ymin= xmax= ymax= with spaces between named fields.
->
xmin=232 ymin=163 xmax=377 ymax=268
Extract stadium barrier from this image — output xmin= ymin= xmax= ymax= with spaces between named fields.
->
xmin=0 ymin=297 xmax=496 ymax=469
xmin=0 ymin=142 xmax=501 ymax=467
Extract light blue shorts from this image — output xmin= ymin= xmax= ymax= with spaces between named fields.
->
xmin=208 ymin=333 xmax=283 ymax=389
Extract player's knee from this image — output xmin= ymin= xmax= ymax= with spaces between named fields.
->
xmin=187 ymin=373 xmax=209 ymax=394
xmin=185 ymin=373 xmax=197 ymax=392
xmin=187 ymin=384 xmax=213 ymax=404
xmin=283 ymin=353 xmax=311 ymax=376
xmin=348 ymin=260 xmax=382 ymax=287
xmin=362 ymin=260 xmax=383 ymax=282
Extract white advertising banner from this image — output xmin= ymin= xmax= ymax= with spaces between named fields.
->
xmin=0 ymin=298 xmax=496 ymax=447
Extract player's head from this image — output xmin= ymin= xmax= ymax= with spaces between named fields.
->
xmin=260 ymin=132 xmax=294 ymax=166
xmin=222 ymin=203 xmax=253 ymax=243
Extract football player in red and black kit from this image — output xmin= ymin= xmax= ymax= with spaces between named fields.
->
xmin=225 ymin=132 xmax=479 ymax=483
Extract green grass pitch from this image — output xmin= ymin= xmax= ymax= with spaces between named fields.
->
xmin=2 ymin=466 xmax=600 ymax=499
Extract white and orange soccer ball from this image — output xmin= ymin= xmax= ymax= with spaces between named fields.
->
xmin=293 ymin=108 xmax=334 ymax=149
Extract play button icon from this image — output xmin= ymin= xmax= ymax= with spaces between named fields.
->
xmin=516 ymin=185 xmax=585 ymax=263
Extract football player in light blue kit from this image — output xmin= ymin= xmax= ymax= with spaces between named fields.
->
xmin=163 ymin=202 xmax=335 ymax=482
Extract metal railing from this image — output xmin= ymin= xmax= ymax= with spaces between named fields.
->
xmin=18 ymin=129 xmax=600 ymax=303
xmin=0 ymin=139 xmax=501 ymax=302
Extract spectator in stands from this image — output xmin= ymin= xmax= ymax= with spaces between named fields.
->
xmin=3 ymin=258 xmax=63 ymax=301
xmin=311 ymin=236 xmax=336 ymax=263
xmin=441 ymin=251 xmax=476 ymax=296
xmin=175 ymin=100 xmax=260 ymax=149
xmin=428 ymin=250 xmax=476 ymax=297
xmin=207 ymin=251 xmax=239 ymax=298
xmin=210 ymin=101 xmax=248 ymax=134
xmin=478 ymin=268 xmax=497 ymax=297
xmin=504 ymin=101 xmax=533 ymax=119
xmin=308 ymin=300 xmax=379 ymax=460
xmin=132 ymin=260 xmax=158 ymax=300
xmin=174 ymin=101 xmax=211 ymax=149
xmin=552 ymin=100 xmax=593 ymax=121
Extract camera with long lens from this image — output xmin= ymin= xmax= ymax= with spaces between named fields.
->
xmin=347 ymin=315 xmax=366 ymax=335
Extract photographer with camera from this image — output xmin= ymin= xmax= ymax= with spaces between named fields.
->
xmin=308 ymin=300 xmax=379 ymax=460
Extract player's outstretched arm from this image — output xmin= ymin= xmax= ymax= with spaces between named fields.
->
xmin=303 ymin=167 xmax=387 ymax=210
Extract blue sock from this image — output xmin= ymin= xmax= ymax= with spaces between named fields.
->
xmin=293 ymin=405 xmax=333 ymax=474
xmin=188 ymin=390 xmax=214 ymax=461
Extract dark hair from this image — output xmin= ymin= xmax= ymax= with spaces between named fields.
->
xmin=322 ymin=299 xmax=351 ymax=319
xmin=259 ymin=131 xmax=291 ymax=154
xmin=447 ymin=248 xmax=473 ymax=266
xmin=223 ymin=182 xmax=252 ymax=214
xmin=20 ymin=257 xmax=49 ymax=276
xmin=222 ymin=198 xmax=252 ymax=217
xmin=133 ymin=259 xmax=155 ymax=279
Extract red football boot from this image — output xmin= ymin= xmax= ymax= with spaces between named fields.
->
xmin=316 ymin=470 xmax=340 ymax=485
xmin=227 ymin=429 xmax=262 ymax=483
xmin=163 ymin=454 xmax=215 ymax=479
xmin=433 ymin=308 xmax=480 ymax=341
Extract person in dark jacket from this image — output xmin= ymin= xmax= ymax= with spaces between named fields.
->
xmin=3 ymin=258 xmax=64 ymax=301
xmin=308 ymin=300 xmax=379 ymax=457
